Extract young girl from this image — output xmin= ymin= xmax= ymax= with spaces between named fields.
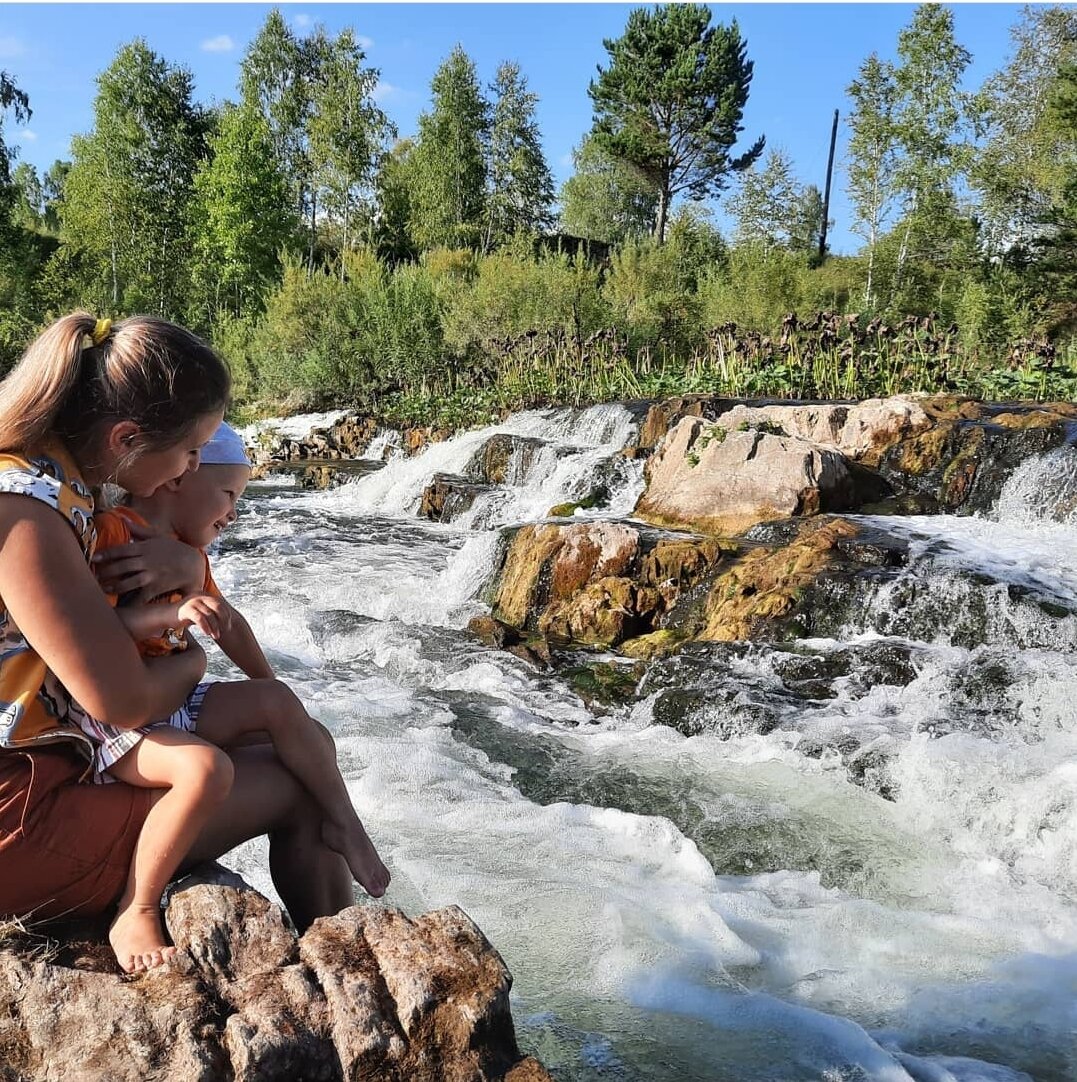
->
xmin=0 ymin=314 xmax=362 ymax=976
xmin=79 ymin=422 xmax=389 ymax=957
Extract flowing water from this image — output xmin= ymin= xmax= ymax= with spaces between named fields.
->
xmin=211 ymin=407 xmax=1077 ymax=1082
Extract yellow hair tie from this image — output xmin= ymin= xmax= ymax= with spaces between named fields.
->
xmin=90 ymin=318 xmax=112 ymax=346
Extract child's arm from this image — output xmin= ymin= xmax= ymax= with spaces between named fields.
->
xmin=215 ymin=605 xmax=275 ymax=680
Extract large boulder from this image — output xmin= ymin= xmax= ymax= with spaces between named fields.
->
xmin=0 ymin=867 xmax=551 ymax=1082
xmin=488 ymin=522 xmax=726 ymax=648
xmin=635 ymin=416 xmax=861 ymax=535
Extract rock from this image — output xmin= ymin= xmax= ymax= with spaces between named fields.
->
xmin=300 ymin=464 xmax=348 ymax=490
xmin=708 ymin=397 xmax=934 ymax=462
xmin=487 ymin=522 xmax=725 ymax=649
xmin=420 ymin=474 xmax=493 ymax=522
xmin=632 ymin=394 xmax=724 ymax=453
xmin=467 ymin=434 xmax=546 ymax=485
xmin=492 ymin=522 xmax=640 ymax=631
xmin=468 ymin=615 xmax=522 ymax=650
xmin=619 ymin=629 xmax=686 ymax=660
xmin=0 ymin=866 xmax=552 ymax=1082
xmin=636 ymin=416 xmax=860 ymax=535
xmin=699 ymin=517 xmax=862 ymax=641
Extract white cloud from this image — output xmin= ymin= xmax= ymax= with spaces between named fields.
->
xmin=372 ymin=81 xmax=397 ymax=103
xmin=16 ymin=129 xmax=37 ymax=143
xmin=0 ymin=36 xmax=25 ymax=59
xmin=356 ymin=35 xmax=374 ymax=51
xmin=200 ymin=34 xmax=234 ymax=53
xmin=292 ymin=14 xmax=312 ymax=30
xmin=559 ymin=152 xmax=573 ymax=168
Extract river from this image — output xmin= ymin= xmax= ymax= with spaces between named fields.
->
xmin=218 ymin=405 xmax=1077 ymax=1082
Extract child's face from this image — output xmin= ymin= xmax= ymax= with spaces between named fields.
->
xmin=171 ymin=463 xmax=250 ymax=547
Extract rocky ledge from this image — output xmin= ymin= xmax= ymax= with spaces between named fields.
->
xmin=0 ymin=865 xmax=550 ymax=1082
xmin=475 ymin=394 xmax=1075 ymax=661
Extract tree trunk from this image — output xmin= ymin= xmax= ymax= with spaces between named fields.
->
xmin=654 ymin=184 xmax=670 ymax=246
xmin=308 ymin=188 xmax=318 ymax=269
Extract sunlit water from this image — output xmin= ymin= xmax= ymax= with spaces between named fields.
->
xmin=208 ymin=409 xmax=1077 ymax=1082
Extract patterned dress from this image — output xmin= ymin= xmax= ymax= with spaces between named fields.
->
xmin=0 ymin=445 xmax=98 ymax=763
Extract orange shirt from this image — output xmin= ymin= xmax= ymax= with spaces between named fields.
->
xmin=93 ymin=506 xmax=221 ymax=657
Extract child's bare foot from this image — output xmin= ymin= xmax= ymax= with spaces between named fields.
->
xmin=109 ymin=902 xmax=176 ymax=973
xmin=322 ymin=820 xmax=391 ymax=898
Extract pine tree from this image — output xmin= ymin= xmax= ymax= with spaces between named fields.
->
xmin=589 ymin=4 xmax=763 ymax=243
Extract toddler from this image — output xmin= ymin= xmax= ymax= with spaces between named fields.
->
xmin=82 ymin=423 xmax=389 ymax=971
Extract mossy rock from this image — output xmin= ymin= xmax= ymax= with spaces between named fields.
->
xmin=620 ymin=629 xmax=686 ymax=660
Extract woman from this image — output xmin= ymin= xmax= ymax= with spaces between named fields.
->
xmin=0 ymin=313 xmax=355 ymax=970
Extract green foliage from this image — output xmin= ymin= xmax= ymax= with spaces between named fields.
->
xmin=61 ymin=40 xmax=210 ymax=316
xmin=698 ymin=243 xmax=809 ymax=332
xmin=558 ymin=135 xmax=657 ymax=244
xmin=605 ymin=235 xmax=703 ymax=354
xmin=410 ymin=46 xmax=490 ymax=249
xmin=486 ymin=61 xmax=554 ymax=244
xmin=308 ymin=28 xmax=393 ymax=255
xmin=188 ymin=102 xmax=297 ymax=325
xmin=589 ymin=4 xmax=764 ymax=241
xmin=444 ymin=248 xmax=608 ymax=353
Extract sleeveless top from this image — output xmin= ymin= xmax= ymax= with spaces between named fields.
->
xmin=0 ymin=444 xmax=97 ymax=759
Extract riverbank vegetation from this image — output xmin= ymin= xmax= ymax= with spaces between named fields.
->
xmin=2 ymin=5 xmax=1077 ymax=427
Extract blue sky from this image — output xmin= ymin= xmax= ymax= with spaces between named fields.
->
xmin=0 ymin=3 xmax=1027 ymax=254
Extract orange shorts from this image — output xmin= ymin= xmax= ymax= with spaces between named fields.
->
xmin=0 ymin=745 xmax=153 ymax=921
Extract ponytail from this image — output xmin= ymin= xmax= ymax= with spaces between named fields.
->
xmin=0 ymin=312 xmax=231 ymax=455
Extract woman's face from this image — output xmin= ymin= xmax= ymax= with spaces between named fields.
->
xmin=115 ymin=410 xmax=225 ymax=498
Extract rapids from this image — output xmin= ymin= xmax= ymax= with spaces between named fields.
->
xmin=210 ymin=406 xmax=1077 ymax=1081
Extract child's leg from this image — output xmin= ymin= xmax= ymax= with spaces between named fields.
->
xmin=194 ymin=680 xmax=389 ymax=898
xmin=106 ymin=728 xmax=235 ymax=973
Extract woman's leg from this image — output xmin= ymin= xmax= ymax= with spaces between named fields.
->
xmin=193 ymin=681 xmax=390 ymax=898
xmin=107 ymin=729 xmax=235 ymax=972
xmin=179 ymin=743 xmax=355 ymax=933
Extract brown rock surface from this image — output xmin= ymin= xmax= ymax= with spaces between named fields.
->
xmin=636 ymin=416 xmax=858 ymax=535
xmin=489 ymin=522 xmax=724 ymax=647
xmin=0 ymin=868 xmax=552 ymax=1082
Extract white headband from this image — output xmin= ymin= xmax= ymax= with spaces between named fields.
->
xmin=200 ymin=422 xmax=251 ymax=467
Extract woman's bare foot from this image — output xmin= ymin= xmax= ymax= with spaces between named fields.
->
xmin=322 ymin=820 xmax=390 ymax=898
xmin=109 ymin=901 xmax=176 ymax=973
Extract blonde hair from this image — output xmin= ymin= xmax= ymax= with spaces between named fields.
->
xmin=0 ymin=312 xmax=231 ymax=455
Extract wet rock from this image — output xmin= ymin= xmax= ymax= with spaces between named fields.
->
xmin=420 ymin=473 xmax=494 ymax=522
xmin=468 ymin=615 xmax=523 ymax=650
xmin=698 ymin=517 xmax=864 ymax=642
xmin=619 ymin=629 xmax=686 ymax=660
xmin=491 ymin=522 xmax=640 ymax=631
xmin=636 ymin=416 xmax=860 ymax=536
xmin=467 ymin=434 xmax=546 ymax=485
xmin=0 ymin=866 xmax=551 ymax=1082
xmin=488 ymin=522 xmax=725 ymax=648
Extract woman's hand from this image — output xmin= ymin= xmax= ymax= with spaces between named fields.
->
xmin=93 ymin=520 xmax=205 ymax=600
xmin=177 ymin=594 xmax=235 ymax=642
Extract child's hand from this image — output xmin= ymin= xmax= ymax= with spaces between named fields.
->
xmin=176 ymin=594 xmax=234 ymax=642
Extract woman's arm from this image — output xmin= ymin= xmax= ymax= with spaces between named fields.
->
xmin=0 ymin=496 xmax=203 ymax=728
xmin=92 ymin=529 xmax=206 ymax=601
